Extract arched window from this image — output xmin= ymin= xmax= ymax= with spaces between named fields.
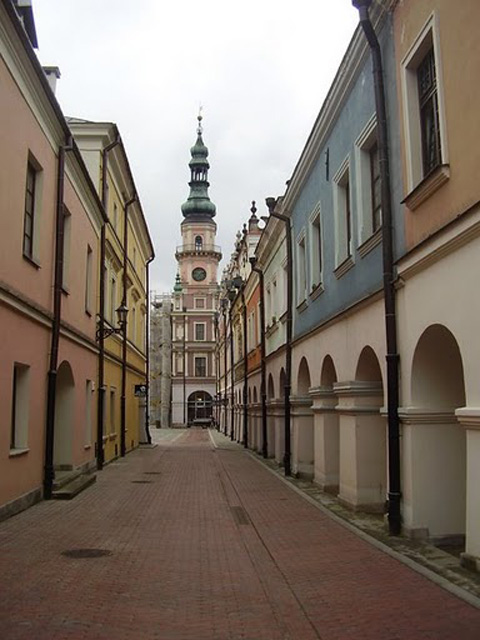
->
xmin=195 ymin=236 xmax=203 ymax=251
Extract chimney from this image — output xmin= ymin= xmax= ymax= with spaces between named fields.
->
xmin=42 ymin=66 xmax=61 ymax=94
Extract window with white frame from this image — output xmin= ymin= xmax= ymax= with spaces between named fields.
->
xmin=113 ymin=202 xmax=118 ymax=232
xmin=10 ymin=363 xmax=30 ymax=451
xmin=194 ymin=356 xmax=207 ymax=377
xmin=309 ymin=205 xmax=323 ymax=290
xmin=85 ymin=380 xmax=93 ymax=447
xmin=85 ymin=245 xmax=93 ymax=314
xmin=333 ymin=159 xmax=353 ymax=266
xmin=266 ymin=284 xmax=271 ymax=325
xmin=109 ymin=387 xmax=116 ymax=434
xmin=110 ymin=273 xmax=117 ymax=324
xmin=401 ymin=16 xmax=447 ymax=195
xmin=272 ymin=279 xmax=277 ymax=321
xmin=23 ymin=155 xmax=43 ymax=263
xmin=194 ymin=322 xmax=206 ymax=341
xmin=61 ymin=208 xmax=72 ymax=290
xmin=296 ymin=232 xmax=307 ymax=304
xmin=355 ymin=117 xmax=382 ymax=244
xmin=131 ymin=306 xmax=137 ymax=343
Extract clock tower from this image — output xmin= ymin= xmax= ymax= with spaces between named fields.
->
xmin=171 ymin=115 xmax=222 ymax=426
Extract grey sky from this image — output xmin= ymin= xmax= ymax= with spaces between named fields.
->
xmin=33 ymin=0 xmax=359 ymax=292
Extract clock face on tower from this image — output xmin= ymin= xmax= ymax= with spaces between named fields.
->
xmin=192 ymin=267 xmax=207 ymax=282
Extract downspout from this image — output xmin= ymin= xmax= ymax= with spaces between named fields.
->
xmin=250 ymin=258 xmax=267 ymax=458
xmin=183 ymin=307 xmax=186 ymax=425
xmin=352 ymin=0 xmax=401 ymax=536
xmin=223 ymin=305 xmax=228 ymax=435
xmin=120 ymin=194 xmax=137 ymax=457
xmin=242 ymin=288 xmax=248 ymax=448
xmin=266 ymin=197 xmax=292 ymax=476
xmin=97 ymin=135 xmax=120 ymax=469
xmin=229 ymin=305 xmax=235 ymax=440
xmin=144 ymin=256 xmax=154 ymax=444
xmin=44 ymin=136 xmax=74 ymax=499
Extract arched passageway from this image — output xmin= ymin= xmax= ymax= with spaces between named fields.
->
xmin=54 ymin=360 xmax=75 ymax=469
xmin=292 ymin=357 xmax=314 ymax=477
xmin=313 ymin=355 xmax=339 ymax=492
xmin=187 ymin=390 xmax=213 ymax=425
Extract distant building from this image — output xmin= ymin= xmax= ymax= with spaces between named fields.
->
xmin=149 ymin=292 xmax=172 ymax=428
xmin=171 ymin=116 xmax=222 ymax=426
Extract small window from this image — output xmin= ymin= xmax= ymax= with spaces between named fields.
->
xmin=23 ymin=163 xmax=36 ymax=259
xmin=194 ymin=298 xmax=206 ymax=309
xmin=109 ymin=387 xmax=116 ymax=434
xmin=85 ymin=246 xmax=93 ymax=314
xmin=61 ymin=208 xmax=72 ymax=290
xmin=195 ymin=356 xmax=207 ymax=377
xmin=85 ymin=380 xmax=93 ymax=446
xmin=195 ymin=235 xmax=203 ymax=251
xmin=369 ymin=143 xmax=382 ymax=232
xmin=113 ymin=202 xmax=118 ymax=231
xmin=10 ymin=363 xmax=30 ymax=451
xmin=195 ymin=323 xmax=206 ymax=341
xmin=110 ymin=274 xmax=117 ymax=324
xmin=309 ymin=206 xmax=323 ymax=291
xmin=296 ymin=233 xmax=307 ymax=304
xmin=333 ymin=159 xmax=353 ymax=266
xmin=417 ymin=47 xmax=441 ymax=177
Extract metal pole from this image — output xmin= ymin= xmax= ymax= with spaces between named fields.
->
xmin=183 ymin=307 xmax=186 ymax=426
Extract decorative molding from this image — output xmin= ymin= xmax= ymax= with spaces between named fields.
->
xmin=358 ymin=227 xmax=382 ymax=258
xmin=334 ymin=256 xmax=354 ymax=279
xmin=398 ymin=407 xmax=456 ymax=425
xmin=403 ymin=164 xmax=450 ymax=211
xmin=455 ymin=407 xmax=480 ymax=431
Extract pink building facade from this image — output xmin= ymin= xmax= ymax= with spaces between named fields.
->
xmin=0 ymin=1 xmax=104 ymax=517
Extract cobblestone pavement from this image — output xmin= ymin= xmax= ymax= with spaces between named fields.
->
xmin=1 ymin=428 xmax=480 ymax=640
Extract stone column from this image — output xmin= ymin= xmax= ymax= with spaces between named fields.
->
xmin=335 ymin=381 xmax=386 ymax=512
xmin=310 ymin=386 xmax=339 ymax=493
xmin=456 ymin=408 xmax=480 ymax=572
xmin=267 ymin=400 xmax=284 ymax=463
xmin=290 ymin=395 xmax=314 ymax=478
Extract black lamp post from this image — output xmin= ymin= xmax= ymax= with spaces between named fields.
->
xmin=96 ymin=303 xmax=128 ymax=341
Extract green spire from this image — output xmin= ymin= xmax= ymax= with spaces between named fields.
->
xmin=181 ymin=113 xmax=216 ymax=221
xmin=173 ymin=272 xmax=183 ymax=293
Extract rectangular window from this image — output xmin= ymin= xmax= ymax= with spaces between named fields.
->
xmin=401 ymin=19 xmax=448 ymax=200
xmin=297 ymin=234 xmax=307 ymax=304
xmin=369 ymin=142 xmax=382 ymax=232
xmin=194 ymin=298 xmax=205 ymax=309
xmin=176 ymin=353 xmax=184 ymax=374
xmin=110 ymin=275 xmax=117 ymax=324
xmin=109 ymin=387 xmax=116 ymax=434
xmin=195 ymin=323 xmax=206 ymax=341
xmin=85 ymin=380 xmax=93 ymax=446
xmin=309 ymin=207 xmax=323 ymax=290
xmin=113 ymin=202 xmax=118 ymax=231
xmin=131 ymin=306 xmax=136 ymax=343
xmin=85 ymin=246 xmax=93 ymax=313
xmin=10 ymin=363 xmax=30 ymax=450
xmin=417 ymin=47 xmax=441 ymax=177
xmin=23 ymin=163 xmax=36 ymax=259
xmin=62 ymin=208 xmax=72 ymax=290
xmin=333 ymin=159 xmax=353 ymax=266
xmin=195 ymin=356 xmax=207 ymax=377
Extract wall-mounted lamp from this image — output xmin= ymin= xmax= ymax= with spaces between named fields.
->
xmin=96 ymin=303 xmax=128 ymax=341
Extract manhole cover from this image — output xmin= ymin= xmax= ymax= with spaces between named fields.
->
xmin=62 ymin=549 xmax=112 ymax=559
xmin=131 ymin=480 xmax=153 ymax=484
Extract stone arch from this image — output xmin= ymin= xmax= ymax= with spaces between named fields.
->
xmin=337 ymin=346 xmax=385 ymax=512
xmin=248 ymin=387 xmax=252 ymax=404
xmin=54 ymin=360 xmax=75 ymax=469
xmin=253 ymin=387 xmax=258 ymax=404
xmin=187 ymin=390 xmax=212 ymax=424
xmin=267 ymin=373 xmax=275 ymax=400
xmin=279 ymin=368 xmax=286 ymax=399
xmin=314 ymin=355 xmax=339 ymax=493
xmin=297 ymin=357 xmax=311 ymax=396
xmin=408 ymin=324 xmax=466 ymax=541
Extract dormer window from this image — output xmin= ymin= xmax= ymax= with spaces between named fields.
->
xmin=195 ymin=236 xmax=203 ymax=251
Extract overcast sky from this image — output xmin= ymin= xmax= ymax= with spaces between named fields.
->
xmin=33 ymin=0 xmax=359 ymax=292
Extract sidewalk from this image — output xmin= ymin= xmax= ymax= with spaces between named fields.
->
xmin=0 ymin=428 xmax=479 ymax=639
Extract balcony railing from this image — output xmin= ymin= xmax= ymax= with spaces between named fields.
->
xmin=175 ymin=244 xmax=222 ymax=256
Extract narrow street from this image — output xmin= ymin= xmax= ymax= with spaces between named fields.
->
xmin=0 ymin=429 xmax=479 ymax=640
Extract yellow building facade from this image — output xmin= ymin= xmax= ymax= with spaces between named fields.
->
xmin=69 ymin=120 xmax=154 ymax=464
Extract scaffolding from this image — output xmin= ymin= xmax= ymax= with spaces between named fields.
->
xmin=149 ymin=291 xmax=173 ymax=428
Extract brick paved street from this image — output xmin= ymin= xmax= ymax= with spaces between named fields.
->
xmin=1 ymin=428 xmax=480 ymax=640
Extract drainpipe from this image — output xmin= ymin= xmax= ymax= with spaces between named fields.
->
xmin=97 ymin=135 xmax=120 ymax=469
xmin=242 ymin=287 xmax=248 ymax=449
xmin=352 ymin=0 xmax=401 ymax=536
xmin=222 ymin=304 xmax=228 ymax=435
xmin=120 ymin=194 xmax=137 ymax=457
xmin=250 ymin=258 xmax=267 ymax=458
xmin=44 ymin=137 xmax=74 ymax=499
xmin=266 ymin=197 xmax=292 ymax=477
xmin=229 ymin=304 xmax=235 ymax=440
xmin=183 ymin=307 xmax=186 ymax=425
xmin=144 ymin=256 xmax=154 ymax=445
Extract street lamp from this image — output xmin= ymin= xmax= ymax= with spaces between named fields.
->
xmin=96 ymin=303 xmax=128 ymax=341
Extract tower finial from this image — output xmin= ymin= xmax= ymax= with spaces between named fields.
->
xmin=197 ymin=104 xmax=203 ymax=135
